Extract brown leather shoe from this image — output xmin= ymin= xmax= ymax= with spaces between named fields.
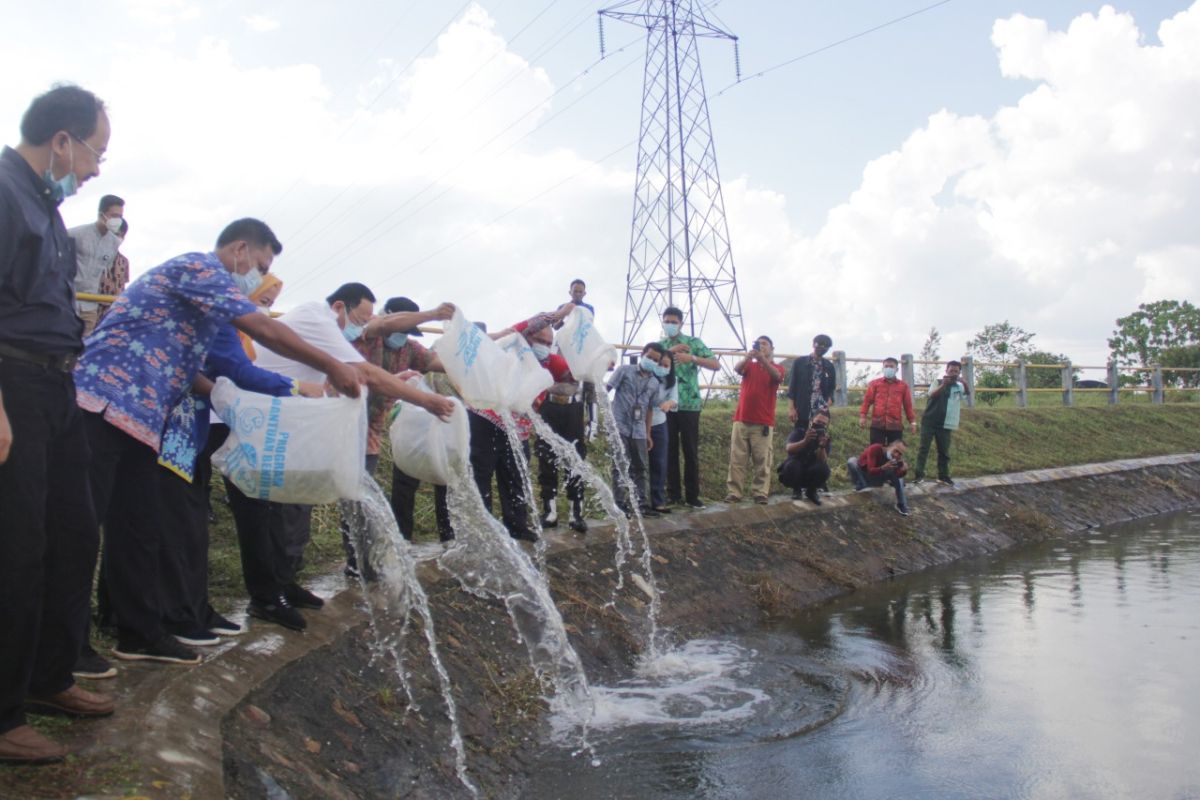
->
xmin=27 ymin=684 xmax=115 ymax=718
xmin=0 ymin=724 xmax=68 ymax=764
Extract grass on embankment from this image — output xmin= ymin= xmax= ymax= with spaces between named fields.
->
xmin=204 ymin=402 xmax=1200 ymax=610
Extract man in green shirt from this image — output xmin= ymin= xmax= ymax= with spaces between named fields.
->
xmin=914 ymin=360 xmax=969 ymax=486
xmin=660 ymin=306 xmax=719 ymax=508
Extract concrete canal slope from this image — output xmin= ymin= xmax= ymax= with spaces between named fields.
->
xmin=4 ymin=455 xmax=1197 ymax=799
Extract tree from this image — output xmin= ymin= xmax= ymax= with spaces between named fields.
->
xmin=1108 ymin=300 xmax=1200 ymax=369
xmin=966 ymin=321 xmax=1035 ymax=369
xmin=1158 ymin=344 xmax=1200 ymax=388
xmin=1022 ymin=350 xmax=1077 ymax=390
xmin=917 ymin=327 xmax=941 ymax=388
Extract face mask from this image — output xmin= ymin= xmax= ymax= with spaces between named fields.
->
xmin=232 ymin=268 xmax=262 ymax=296
xmin=531 ymin=343 xmax=551 ymax=361
xmin=883 ymin=367 xmax=896 ymax=380
xmin=105 ymin=216 xmax=123 ymax=235
xmin=342 ymin=320 xmax=364 ymax=342
xmin=639 ymin=356 xmax=658 ymax=373
xmin=386 ymin=332 xmax=409 ymax=350
xmin=42 ymin=140 xmax=78 ymax=203
xmin=653 ymin=363 xmax=669 ymax=378
xmin=663 ymin=322 xmax=680 ymax=338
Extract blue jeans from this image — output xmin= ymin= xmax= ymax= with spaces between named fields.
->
xmin=846 ymin=457 xmax=909 ymax=511
xmin=649 ymin=422 xmax=669 ymax=508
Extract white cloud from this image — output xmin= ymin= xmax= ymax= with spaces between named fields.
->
xmin=244 ymin=14 xmax=281 ymax=32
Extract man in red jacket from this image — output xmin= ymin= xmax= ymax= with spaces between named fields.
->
xmin=847 ymin=440 xmax=910 ymax=516
xmin=858 ymin=357 xmax=916 ymax=446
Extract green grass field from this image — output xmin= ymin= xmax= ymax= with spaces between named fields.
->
xmin=202 ymin=401 xmax=1200 ymax=611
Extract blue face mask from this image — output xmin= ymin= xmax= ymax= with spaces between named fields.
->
xmin=386 ymin=332 xmax=409 ymax=350
xmin=639 ymin=356 xmax=658 ymax=373
xmin=883 ymin=367 xmax=897 ymax=380
xmin=342 ymin=321 xmax=364 ymax=343
xmin=653 ymin=363 xmax=669 ymax=378
xmin=42 ymin=140 xmax=78 ymax=203
xmin=663 ymin=322 xmax=680 ymax=338
xmin=232 ymin=268 xmax=262 ymax=296
xmin=531 ymin=343 xmax=551 ymax=362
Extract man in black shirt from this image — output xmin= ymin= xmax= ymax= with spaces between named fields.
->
xmin=0 ymin=85 xmax=115 ymax=765
xmin=787 ymin=334 xmax=835 ymax=431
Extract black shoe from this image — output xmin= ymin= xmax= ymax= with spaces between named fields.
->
xmin=284 ymin=583 xmax=324 ymax=610
xmin=173 ymin=629 xmax=220 ymax=647
xmin=639 ymin=506 xmax=661 ymax=518
xmin=805 ymin=488 xmax=822 ymax=506
xmin=652 ymin=505 xmax=672 ymax=514
xmin=895 ymin=503 xmax=911 ymax=517
xmin=248 ymin=596 xmax=307 ymax=632
xmin=685 ymin=500 xmax=706 ymax=510
xmin=510 ymin=528 xmax=540 ymax=543
xmin=343 ymin=563 xmax=361 ymax=579
xmin=911 ymin=477 xmax=925 ymax=485
xmin=112 ymin=636 xmax=201 ymax=665
xmin=937 ymin=477 xmax=955 ymax=487
xmin=207 ymin=612 xmax=244 ymax=637
xmin=569 ymin=515 xmax=588 ymax=534
xmin=791 ymin=490 xmax=803 ymax=500
xmin=73 ymin=649 xmax=117 ymax=680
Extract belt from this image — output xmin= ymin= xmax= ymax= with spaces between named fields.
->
xmin=546 ymin=394 xmax=581 ymax=405
xmin=0 ymin=342 xmax=79 ymax=373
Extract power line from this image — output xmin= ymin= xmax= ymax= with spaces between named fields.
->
xmin=282 ymin=39 xmax=643 ymax=293
xmin=715 ymin=0 xmax=958 ymax=97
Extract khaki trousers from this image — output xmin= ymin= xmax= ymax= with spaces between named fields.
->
xmin=726 ymin=421 xmax=774 ymax=499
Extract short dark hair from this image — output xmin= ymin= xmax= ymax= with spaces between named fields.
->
xmin=570 ymin=279 xmax=586 ymax=289
xmin=98 ymin=195 xmax=124 ymax=214
xmin=216 ymin=218 xmax=283 ymax=255
xmin=813 ymin=334 xmax=832 ymax=348
xmin=643 ymin=342 xmax=667 ymax=357
xmin=756 ymin=335 xmax=773 ymax=347
xmin=326 ymin=282 xmax=376 ymax=310
xmin=20 ymin=84 xmax=106 ymax=146
xmin=663 ymin=306 xmax=684 ymax=321
xmin=883 ymin=356 xmax=898 ymax=366
xmin=947 ymin=359 xmax=962 ymax=369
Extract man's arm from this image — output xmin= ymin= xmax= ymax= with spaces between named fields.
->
xmin=0 ymin=391 xmax=12 ymax=465
xmin=363 ymin=302 xmax=455 ymax=339
xmin=858 ymin=381 xmax=875 ymax=427
xmin=232 ymin=312 xmax=362 ymax=398
xmin=903 ymin=384 xmax=917 ymax=430
xmin=733 ymin=351 xmax=753 ymax=376
xmin=355 ymin=362 xmax=455 ymax=421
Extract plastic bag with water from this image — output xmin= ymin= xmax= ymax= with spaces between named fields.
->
xmin=388 ymin=378 xmax=470 ymax=486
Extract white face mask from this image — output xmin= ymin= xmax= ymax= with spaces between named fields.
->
xmin=104 ymin=216 xmax=122 ymax=235
xmin=883 ymin=366 xmax=897 ymax=380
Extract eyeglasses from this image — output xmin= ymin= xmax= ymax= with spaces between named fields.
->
xmin=71 ymin=135 xmax=106 ymax=165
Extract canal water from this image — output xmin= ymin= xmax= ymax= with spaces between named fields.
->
xmin=528 ymin=508 xmax=1200 ymax=799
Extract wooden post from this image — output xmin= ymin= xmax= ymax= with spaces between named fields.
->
xmin=1152 ymin=364 xmax=1164 ymax=404
xmin=962 ymin=356 xmax=976 ymax=409
xmin=1108 ymin=361 xmax=1119 ymax=405
xmin=901 ymin=353 xmax=915 ymax=390
xmin=1016 ymin=359 xmax=1028 ymax=408
xmin=832 ymin=350 xmax=848 ymax=407
xmin=1061 ymin=360 xmax=1073 ymax=407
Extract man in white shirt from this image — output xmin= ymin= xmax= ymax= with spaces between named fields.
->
xmin=232 ymin=282 xmax=454 ymax=631
xmin=68 ymin=194 xmax=123 ymax=335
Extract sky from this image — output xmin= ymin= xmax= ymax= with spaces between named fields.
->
xmin=3 ymin=0 xmax=1198 ymax=372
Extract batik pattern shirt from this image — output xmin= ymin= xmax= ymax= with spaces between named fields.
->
xmin=75 ymin=251 xmax=256 ymax=452
xmin=360 ymin=335 xmax=437 ymax=455
xmin=658 ymin=333 xmax=714 ymax=412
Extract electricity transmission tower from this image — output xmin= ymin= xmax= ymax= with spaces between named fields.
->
xmin=599 ymin=0 xmax=746 ymax=349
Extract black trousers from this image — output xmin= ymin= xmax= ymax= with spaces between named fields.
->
xmin=778 ymin=455 xmax=832 ymax=493
xmin=85 ymin=412 xmax=172 ymax=650
xmin=0 ymin=363 xmax=97 ymax=734
xmin=915 ymin=427 xmax=953 ymax=480
xmin=536 ymin=399 xmax=586 ymax=506
xmin=469 ymin=412 xmax=532 ymax=538
xmin=666 ymin=409 xmax=702 ymax=504
xmin=869 ymin=427 xmax=905 ymax=446
xmin=157 ymin=426 xmax=224 ymax=634
xmin=225 ymin=471 xmax=312 ymax=602
xmin=390 ymin=466 xmax=453 ymax=542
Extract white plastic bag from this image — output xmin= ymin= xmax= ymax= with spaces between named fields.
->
xmin=556 ymin=306 xmax=617 ymax=383
xmin=389 ymin=379 xmax=470 ymax=485
xmin=432 ymin=309 xmax=552 ymax=412
xmin=210 ymin=377 xmax=367 ymax=504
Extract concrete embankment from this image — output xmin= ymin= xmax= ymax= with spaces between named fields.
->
xmin=12 ymin=455 xmax=1197 ymax=799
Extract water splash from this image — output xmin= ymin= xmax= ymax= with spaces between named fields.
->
xmin=347 ymin=475 xmax=478 ymax=796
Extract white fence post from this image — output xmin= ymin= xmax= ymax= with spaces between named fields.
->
xmin=1061 ymin=360 xmax=1073 ymax=407
xmin=962 ymin=356 xmax=976 ymax=409
xmin=1108 ymin=361 xmax=1119 ymax=405
xmin=1016 ymin=359 xmax=1028 ymax=408
xmin=832 ymin=351 xmax=848 ymax=407
xmin=1152 ymin=364 xmax=1164 ymax=404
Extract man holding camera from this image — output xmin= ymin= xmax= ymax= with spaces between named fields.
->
xmin=725 ymin=335 xmax=784 ymax=504
xmin=847 ymin=439 xmax=911 ymax=516
xmin=913 ymin=360 xmax=969 ymax=486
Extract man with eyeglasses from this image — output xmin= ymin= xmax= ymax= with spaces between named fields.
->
xmin=68 ymin=194 xmax=124 ymax=335
xmin=0 ymin=85 xmax=114 ymax=765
